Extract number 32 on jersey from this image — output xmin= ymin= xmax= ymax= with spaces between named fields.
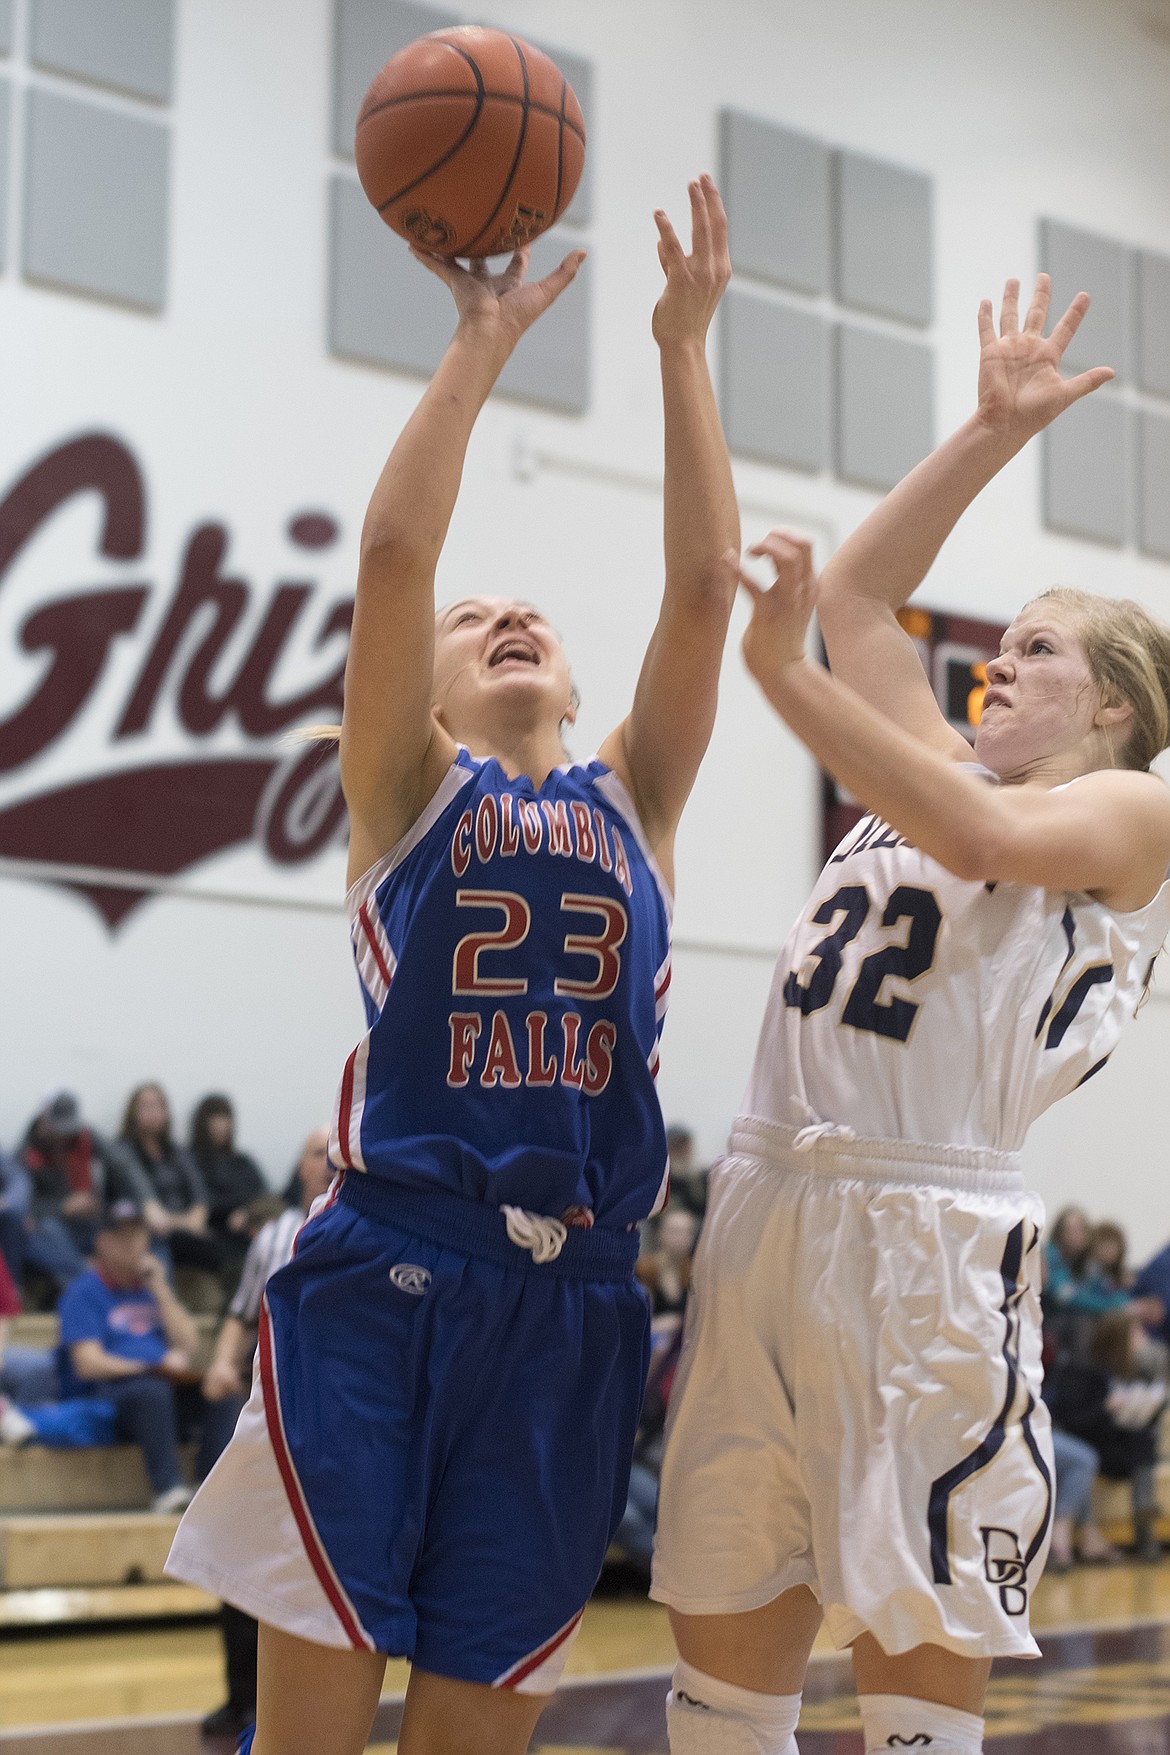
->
xmin=784 ymin=883 xmax=942 ymax=1044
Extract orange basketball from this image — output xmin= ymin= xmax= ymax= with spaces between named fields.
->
xmin=355 ymin=27 xmax=586 ymax=259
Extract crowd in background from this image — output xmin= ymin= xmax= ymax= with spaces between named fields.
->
xmin=0 ymin=1084 xmax=332 ymax=1741
xmin=5 ymin=1095 xmax=1170 ymax=1724
xmin=1043 ymin=1205 xmax=1170 ymax=1569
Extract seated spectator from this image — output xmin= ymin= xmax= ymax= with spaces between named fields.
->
xmin=0 ymin=1247 xmax=35 ymax=1445
xmin=666 ymin=1124 xmax=708 ymax=1219
xmin=1043 ymin=1207 xmax=1162 ymax=1362
xmin=1044 ymin=1307 xmax=1168 ymax=1564
xmin=188 ymin=1095 xmax=266 ymax=1277
xmin=0 ymin=1238 xmax=58 ymax=1408
xmin=196 ymin=1127 xmax=332 ymax=1743
xmin=8 ymin=1092 xmax=111 ymax=1297
xmin=0 ymin=1150 xmax=32 ymax=1285
xmin=611 ymin=1317 xmax=686 ymax=1584
xmin=1132 ymin=1235 xmax=1170 ymax=1356
xmin=1047 ymin=1428 xmax=1117 ymax=1571
xmin=57 ymin=1200 xmax=238 ymax=1511
xmin=1091 ymin=1221 xmax=1134 ymax=1296
xmin=107 ymin=1084 xmax=221 ymax=1277
xmin=277 ymin=1133 xmax=329 ymax=1209
xmin=637 ymin=1206 xmax=697 ymax=1318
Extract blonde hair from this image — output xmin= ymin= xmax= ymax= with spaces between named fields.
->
xmin=1035 ymin=588 xmax=1170 ymax=771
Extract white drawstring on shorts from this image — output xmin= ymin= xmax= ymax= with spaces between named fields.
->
xmin=792 ymin=1109 xmax=858 ymax=1152
xmin=501 ymin=1205 xmax=568 ymax=1263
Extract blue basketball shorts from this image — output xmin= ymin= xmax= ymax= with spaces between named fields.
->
xmin=166 ymin=1173 xmax=650 ymax=1691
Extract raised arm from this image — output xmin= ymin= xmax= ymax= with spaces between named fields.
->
xmin=598 ymin=177 xmax=738 ymax=881
xmin=815 ymin=275 xmax=1115 ymax=757
xmin=342 ymin=245 xmax=586 ymax=883
xmin=737 ymin=533 xmax=1170 ymax=912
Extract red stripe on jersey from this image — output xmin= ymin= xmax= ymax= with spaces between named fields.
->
xmin=257 ymin=1300 xmax=373 ymax=1651
xmin=335 ymin=1050 xmax=357 ymax=1170
xmin=655 ymin=965 xmax=672 ymax=1002
xmin=358 ymin=901 xmax=395 ymax=991
xmin=496 ymin=1608 xmax=584 ymax=1689
xmin=290 ymin=1174 xmax=342 ymax=1261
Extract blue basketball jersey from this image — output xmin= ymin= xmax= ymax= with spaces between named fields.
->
xmin=330 ymin=749 xmax=673 ymax=1229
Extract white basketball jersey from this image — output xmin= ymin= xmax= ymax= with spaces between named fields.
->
xmin=744 ymin=804 xmax=1170 ymax=1153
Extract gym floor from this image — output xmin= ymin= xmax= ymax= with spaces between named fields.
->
xmin=6 ymin=1568 xmax=1170 ymax=1751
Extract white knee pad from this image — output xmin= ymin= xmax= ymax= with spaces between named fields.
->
xmin=666 ymin=1660 xmax=801 ymax=1754
xmin=858 ymin=1692 xmax=984 ymax=1753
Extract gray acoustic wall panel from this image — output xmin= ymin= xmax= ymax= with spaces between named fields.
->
xmin=835 ymin=152 xmax=932 ymax=326
xmin=836 ymin=324 xmax=933 ymax=490
xmin=334 ymin=0 xmax=461 ymax=159
xmin=720 ymin=111 xmax=830 ymax=295
xmin=496 ymin=227 xmax=589 ymax=411
xmin=526 ymin=39 xmax=593 ymax=228
xmin=0 ymin=2 xmax=12 ymax=56
xmin=1039 ymin=219 xmax=1129 ymax=381
xmin=1138 ymin=411 xmax=1170 ymax=561
xmin=24 ymin=88 xmax=169 ymax=309
xmin=330 ymin=173 xmax=454 ymax=373
xmin=330 ymin=176 xmax=588 ymax=411
xmin=1137 ymin=250 xmax=1170 ymax=399
xmin=721 ymin=288 xmax=829 ymax=471
xmin=0 ymin=81 xmax=8 ymax=268
xmin=1042 ymin=392 xmax=1126 ymax=546
xmin=31 ymin=0 xmax=175 ymax=103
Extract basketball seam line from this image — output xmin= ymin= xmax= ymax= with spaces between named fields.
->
xmin=554 ymin=76 xmax=565 ymax=218
xmin=373 ymin=42 xmax=487 ymax=215
xmin=460 ymin=35 xmax=532 ymax=257
xmin=358 ymin=88 xmax=585 ymax=145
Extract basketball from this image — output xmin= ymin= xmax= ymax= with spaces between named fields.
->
xmin=354 ymin=26 xmax=586 ymax=259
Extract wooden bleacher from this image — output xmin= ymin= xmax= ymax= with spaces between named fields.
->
xmin=6 ymin=1313 xmax=1170 ymax=1628
xmin=1 ymin=1314 xmax=220 ymax=1628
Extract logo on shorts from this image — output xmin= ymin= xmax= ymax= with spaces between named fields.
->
xmin=981 ymin=1525 xmax=1028 ymax=1616
xmin=389 ymin=1262 xmax=431 ymax=1295
xmin=886 ymin=1739 xmax=933 ymax=1747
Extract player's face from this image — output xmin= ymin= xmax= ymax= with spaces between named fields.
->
xmin=432 ymin=597 xmax=574 ymax=739
xmin=973 ymin=608 xmax=1107 ymax=774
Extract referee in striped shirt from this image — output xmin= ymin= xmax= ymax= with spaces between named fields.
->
xmin=199 ymin=1128 xmax=333 ymax=1741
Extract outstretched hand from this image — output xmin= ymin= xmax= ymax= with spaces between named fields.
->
xmin=409 ymin=241 xmax=587 ymax=353
xmin=976 ymin=273 xmax=1115 ymax=442
xmin=733 ymin=530 xmax=819 ymax=690
xmin=652 ymin=174 xmax=732 ymax=349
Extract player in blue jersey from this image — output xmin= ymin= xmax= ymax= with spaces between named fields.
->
xmin=167 ymin=175 xmax=737 ymax=1755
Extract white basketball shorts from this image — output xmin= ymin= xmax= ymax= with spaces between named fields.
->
xmin=651 ymin=1117 xmax=1052 ymax=1660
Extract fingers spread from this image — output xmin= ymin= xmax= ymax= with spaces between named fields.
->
xmin=977 ymin=298 xmax=997 ymax=350
xmin=408 ymin=245 xmax=456 ymax=282
xmin=702 ymin=173 xmax=730 ymax=259
xmin=1049 ymin=290 xmax=1091 ymax=355
xmin=689 ymin=178 xmax=712 ymax=259
xmin=654 ymin=209 xmax=685 ymax=267
xmin=1000 ymin=277 xmax=1021 ymax=336
xmin=1023 ymin=271 xmax=1051 ymax=335
xmin=1066 ymin=364 xmax=1116 ymax=402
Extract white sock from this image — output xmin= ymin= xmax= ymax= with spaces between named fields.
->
xmin=858 ymin=1692 xmax=983 ymax=1752
xmin=667 ymin=1658 xmax=801 ymax=1753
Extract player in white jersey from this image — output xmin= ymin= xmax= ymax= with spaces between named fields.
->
xmin=653 ymin=275 xmax=1170 ymax=1755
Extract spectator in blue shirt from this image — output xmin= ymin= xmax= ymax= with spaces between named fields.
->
xmin=1133 ymin=1240 xmax=1170 ymax=1352
xmin=58 ymin=1200 xmax=236 ymax=1510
